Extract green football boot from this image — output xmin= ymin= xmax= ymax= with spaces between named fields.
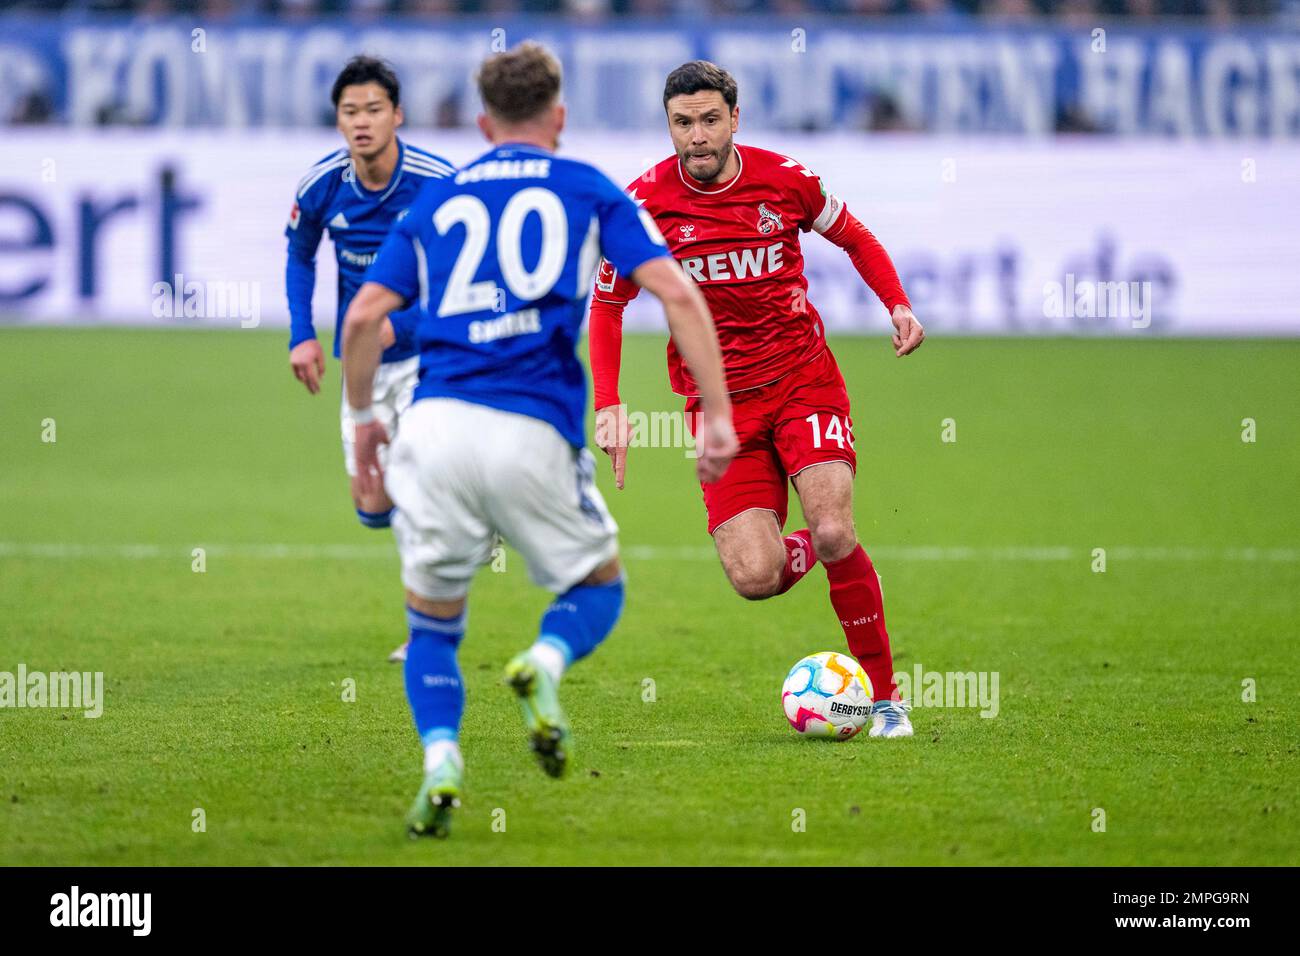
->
xmin=503 ymin=652 xmax=570 ymax=778
xmin=405 ymin=757 xmax=462 ymax=839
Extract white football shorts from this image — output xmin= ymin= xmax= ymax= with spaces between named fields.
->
xmin=340 ymin=355 xmax=419 ymax=477
xmin=385 ymin=397 xmax=619 ymax=600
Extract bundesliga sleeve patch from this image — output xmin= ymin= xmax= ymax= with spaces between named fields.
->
xmin=287 ymin=202 xmax=301 ymax=230
xmin=595 ymin=258 xmax=618 ymax=294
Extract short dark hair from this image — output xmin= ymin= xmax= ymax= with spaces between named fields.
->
xmin=477 ymin=42 xmax=563 ymax=124
xmin=663 ymin=60 xmax=737 ymax=113
xmin=331 ymin=56 xmax=400 ymax=109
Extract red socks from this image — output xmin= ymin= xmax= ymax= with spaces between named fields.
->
xmin=774 ymin=532 xmax=899 ymax=702
xmin=777 ymin=529 xmax=817 ymax=595
xmin=824 ymin=545 xmax=898 ymax=702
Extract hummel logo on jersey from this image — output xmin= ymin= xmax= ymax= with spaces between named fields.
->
xmin=678 ymin=224 xmax=697 ymax=241
xmin=756 ymin=203 xmax=783 ymax=235
xmin=330 ymin=212 xmax=349 ymax=229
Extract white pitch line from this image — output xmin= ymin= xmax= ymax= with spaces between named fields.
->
xmin=1 ymin=542 xmax=1298 ymax=562
xmin=0 ymin=542 xmax=395 ymax=560
xmin=612 ymin=739 xmax=706 ymax=748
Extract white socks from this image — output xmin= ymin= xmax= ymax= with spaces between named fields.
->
xmin=529 ymin=641 xmax=567 ymax=684
xmin=424 ymin=739 xmax=463 ymax=774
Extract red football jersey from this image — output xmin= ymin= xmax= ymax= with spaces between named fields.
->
xmin=593 ymin=143 xmax=849 ymax=397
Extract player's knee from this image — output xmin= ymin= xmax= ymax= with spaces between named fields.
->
xmin=581 ymin=556 xmax=622 ymax=586
xmin=727 ymin=561 xmax=783 ymax=601
xmin=809 ymin=519 xmax=856 ymax=564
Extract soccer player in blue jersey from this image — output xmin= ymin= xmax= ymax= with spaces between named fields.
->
xmin=284 ymin=56 xmax=455 ymax=535
xmin=341 ymin=42 xmax=738 ymax=838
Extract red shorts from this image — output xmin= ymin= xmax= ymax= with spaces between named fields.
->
xmin=685 ymin=347 xmax=856 ymax=535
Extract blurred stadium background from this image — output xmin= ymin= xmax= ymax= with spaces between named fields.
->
xmin=1 ymin=2 xmax=1298 ymax=336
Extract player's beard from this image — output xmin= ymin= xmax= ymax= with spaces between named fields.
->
xmin=680 ymin=137 xmax=733 ymax=184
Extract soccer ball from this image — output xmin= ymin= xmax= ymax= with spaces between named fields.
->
xmin=781 ymin=652 xmax=874 ymax=740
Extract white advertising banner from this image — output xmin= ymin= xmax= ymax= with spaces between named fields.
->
xmin=1 ymin=131 xmax=1297 ymax=336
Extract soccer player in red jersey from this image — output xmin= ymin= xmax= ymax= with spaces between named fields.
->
xmin=588 ymin=61 xmax=924 ymax=737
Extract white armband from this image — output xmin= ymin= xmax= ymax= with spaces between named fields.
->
xmin=350 ymin=405 xmax=376 ymax=426
xmin=812 ymin=193 xmax=845 ymax=235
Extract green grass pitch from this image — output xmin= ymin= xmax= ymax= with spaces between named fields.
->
xmin=1 ymin=327 xmax=1297 ymax=866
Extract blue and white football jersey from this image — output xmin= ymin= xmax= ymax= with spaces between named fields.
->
xmin=365 ymin=142 xmax=669 ymax=448
xmin=284 ymin=138 xmax=455 ymax=362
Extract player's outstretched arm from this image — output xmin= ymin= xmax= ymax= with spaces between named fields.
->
xmin=629 ymin=258 xmax=738 ymax=484
xmin=821 ymin=209 xmax=924 ymax=356
xmin=286 ymin=245 xmax=325 ymax=394
xmin=590 ymin=295 xmax=632 ymax=490
xmin=341 ymin=281 xmax=406 ymax=497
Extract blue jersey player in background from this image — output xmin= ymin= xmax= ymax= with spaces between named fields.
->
xmin=284 ymin=56 xmax=454 ymax=543
xmin=341 ymin=42 xmax=738 ymax=839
